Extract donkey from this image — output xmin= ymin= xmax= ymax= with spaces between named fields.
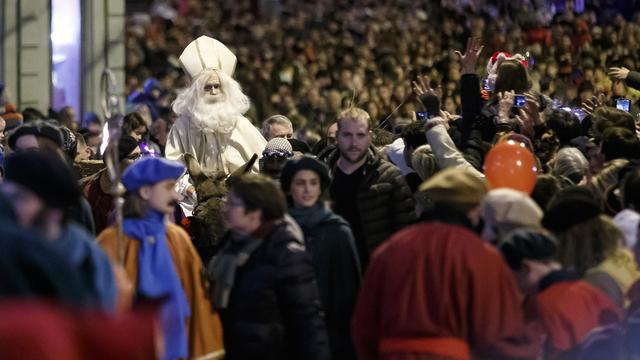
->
xmin=184 ymin=153 xmax=258 ymax=264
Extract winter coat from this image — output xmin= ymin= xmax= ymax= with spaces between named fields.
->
xmin=290 ymin=203 xmax=361 ymax=360
xmin=324 ymin=147 xmax=416 ymax=263
xmin=217 ymin=219 xmax=331 ymax=360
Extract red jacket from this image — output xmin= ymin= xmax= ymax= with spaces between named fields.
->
xmin=352 ymin=222 xmax=540 ymax=360
xmin=531 ymin=276 xmax=623 ymax=359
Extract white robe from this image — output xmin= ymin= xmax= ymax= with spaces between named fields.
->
xmin=165 ymin=115 xmax=266 ymax=216
xmin=166 ymin=115 xmax=266 ymax=174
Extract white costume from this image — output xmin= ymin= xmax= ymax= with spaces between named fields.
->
xmin=166 ymin=36 xmax=266 ymax=215
xmin=166 ymin=114 xmax=266 ymax=174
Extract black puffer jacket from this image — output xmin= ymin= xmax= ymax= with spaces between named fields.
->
xmin=218 ymin=219 xmax=331 ymax=360
xmin=324 ymin=147 xmax=416 ymax=262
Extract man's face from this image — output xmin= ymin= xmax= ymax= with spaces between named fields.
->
xmin=224 ymin=191 xmax=261 ymax=234
xmin=202 ymin=71 xmax=224 ymax=104
xmin=15 ymin=134 xmax=39 ymax=152
xmin=150 ymin=119 xmax=168 ymax=140
xmin=1 ymin=181 xmax=45 ymax=228
xmin=337 ymin=119 xmax=370 ymax=164
xmin=268 ymin=123 xmax=293 ymax=140
xmin=140 ymin=179 xmax=179 ymax=215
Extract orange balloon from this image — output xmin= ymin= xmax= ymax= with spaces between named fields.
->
xmin=483 ymin=139 xmax=538 ymax=194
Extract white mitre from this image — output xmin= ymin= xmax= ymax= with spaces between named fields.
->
xmin=178 ymin=35 xmax=237 ymax=79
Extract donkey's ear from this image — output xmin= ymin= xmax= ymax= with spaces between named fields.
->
xmin=184 ymin=153 xmax=207 ymax=185
xmin=243 ymin=153 xmax=259 ymax=173
xmin=229 ymin=153 xmax=258 ymax=178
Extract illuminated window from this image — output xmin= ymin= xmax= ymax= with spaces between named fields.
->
xmin=51 ymin=0 xmax=81 ymax=115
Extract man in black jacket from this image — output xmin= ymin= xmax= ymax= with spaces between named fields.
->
xmin=210 ymin=173 xmax=330 ymax=360
xmin=327 ymin=107 xmax=416 ymax=268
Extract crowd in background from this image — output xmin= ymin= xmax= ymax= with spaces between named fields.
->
xmin=123 ymin=0 xmax=640 ymax=140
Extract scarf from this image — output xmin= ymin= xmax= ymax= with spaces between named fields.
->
xmin=123 ymin=210 xmax=191 ymax=360
xmin=288 ymin=202 xmax=332 ymax=231
xmin=208 ymin=230 xmax=263 ymax=310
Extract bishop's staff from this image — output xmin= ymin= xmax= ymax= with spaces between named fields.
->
xmin=101 ymin=68 xmax=126 ymax=264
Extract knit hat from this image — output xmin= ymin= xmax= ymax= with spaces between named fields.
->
xmin=8 ymin=120 xmax=64 ymax=150
xmin=499 ymin=228 xmax=559 ymax=270
xmin=482 ymin=188 xmax=543 ymax=240
xmin=486 ymin=51 xmax=528 ymax=90
xmin=280 ymin=155 xmax=331 ymax=193
xmin=262 ymin=138 xmax=293 ymax=159
xmin=419 ymin=168 xmax=488 ymax=212
xmin=4 ymin=151 xmax=80 ymax=209
xmin=542 ymin=186 xmax=601 ymax=233
xmin=121 ymin=157 xmax=185 ymax=192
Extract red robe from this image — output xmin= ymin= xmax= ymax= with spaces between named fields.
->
xmin=352 ymin=222 xmax=540 ymax=360
xmin=530 ymin=279 xmax=623 ymax=359
xmin=0 ymin=300 xmax=157 ymax=360
xmin=82 ymin=174 xmax=115 ymax=234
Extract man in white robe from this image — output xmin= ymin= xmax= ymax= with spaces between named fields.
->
xmin=166 ymin=36 xmax=266 ymax=215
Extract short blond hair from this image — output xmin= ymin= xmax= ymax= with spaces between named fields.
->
xmin=337 ymin=107 xmax=371 ymax=131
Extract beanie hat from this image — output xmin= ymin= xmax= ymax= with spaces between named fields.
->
xmin=8 ymin=120 xmax=63 ymax=150
xmin=58 ymin=126 xmax=77 ymax=160
xmin=483 ymin=188 xmax=543 ymax=229
xmin=486 ymin=51 xmax=528 ymax=90
xmin=4 ymin=151 xmax=80 ymax=209
xmin=419 ymin=168 xmax=488 ymax=212
xmin=499 ymin=228 xmax=558 ymax=270
xmin=121 ymin=156 xmax=185 ymax=192
xmin=542 ymin=186 xmax=601 ymax=233
xmin=280 ymin=155 xmax=331 ymax=194
xmin=262 ymin=138 xmax=293 ymax=159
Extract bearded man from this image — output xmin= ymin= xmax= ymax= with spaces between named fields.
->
xmin=166 ymin=36 xmax=266 ymax=215
xmin=325 ymin=107 xmax=415 ymax=269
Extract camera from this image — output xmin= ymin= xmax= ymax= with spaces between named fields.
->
xmin=415 ymin=111 xmax=429 ymax=122
xmin=514 ymin=95 xmax=526 ymax=108
xmin=482 ymin=79 xmax=492 ymax=91
xmin=616 ymin=98 xmax=631 ymax=112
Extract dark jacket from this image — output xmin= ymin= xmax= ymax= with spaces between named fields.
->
xmin=290 ymin=203 xmax=361 ymax=360
xmin=324 ymin=146 xmax=416 ymax=263
xmin=625 ymin=71 xmax=640 ymax=91
xmin=218 ymin=219 xmax=331 ymax=360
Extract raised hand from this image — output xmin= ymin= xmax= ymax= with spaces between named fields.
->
xmin=497 ymin=91 xmax=515 ymax=122
xmin=522 ymin=92 xmax=543 ymax=126
xmin=412 ymin=75 xmax=442 ymax=114
xmin=412 ymin=75 xmax=442 ymax=98
xmin=608 ymin=67 xmax=630 ymax=81
xmin=454 ymin=37 xmax=484 ymax=75
xmin=582 ymin=94 xmax=606 ymax=115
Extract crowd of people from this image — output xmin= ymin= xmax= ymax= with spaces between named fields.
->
xmin=2 ymin=0 xmax=640 ymax=359
xmin=124 ymin=0 xmax=640 ymax=139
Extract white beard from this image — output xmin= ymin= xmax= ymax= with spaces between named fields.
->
xmin=191 ymin=98 xmax=240 ymax=134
